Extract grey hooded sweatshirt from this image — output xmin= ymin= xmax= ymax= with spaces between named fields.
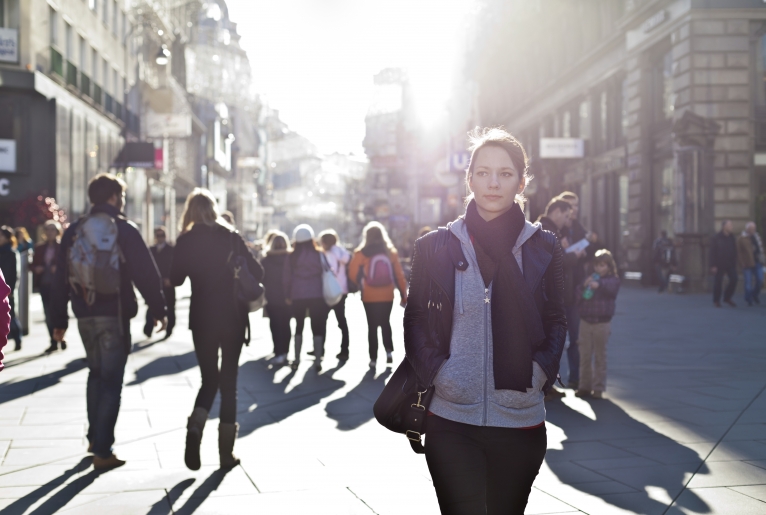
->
xmin=429 ymin=217 xmax=549 ymax=428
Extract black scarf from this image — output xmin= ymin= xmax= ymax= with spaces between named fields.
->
xmin=464 ymin=200 xmax=544 ymax=392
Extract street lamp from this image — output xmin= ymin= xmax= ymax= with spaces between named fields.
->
xmin=155 ymin=45 xmax=170 ymax=65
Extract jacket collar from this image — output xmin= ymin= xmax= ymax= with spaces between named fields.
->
xmin=449 ymin=217 xmax=540 ymax=255
xmin=90 ymin=203 xmax=122 ymax=218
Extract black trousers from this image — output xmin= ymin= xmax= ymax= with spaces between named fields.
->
xmin=191 ymin=329 xmax=243 ymax=424
xmin=268 ymin=304 xmax=292 ymax=356
xmin=425 ymin=416 xmax=547 ymax=515
xmin=363 ymin=301 xmax=393 ymax=361
xmin=331 ymin=295 xmax=350 ymax=353
xmin=145 ymin=287 xmax=176 ymax=333
xmin=713 ymin=267 xmax=738 ymax=303
xmin=293 ymin=298 xmax=330 ymax=338
xmin=39 ymin=285 xmax=55 ymax=343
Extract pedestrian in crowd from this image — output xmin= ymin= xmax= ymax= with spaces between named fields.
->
xmin=145 ymin=226 xmax=176 ymax=339
xmin=710 ymin=219 xmax=738 ymax=308
xmin=31 ymin=220 xmax=65 ymax=352
xmin=737 ymin=221 xmax=764 ymax=306
xmin=653 ymin=230 xmax=676 ymax=294
xmin=418 ymin=226 xmax=433 ymax=238
xmin=0 ymin=226 xmax=21 ymax=351
xmin=261 ymin=231 xmax=292 ymax=366
xmin=319 ymin=229 xmax=351 ymax=360
xmin=576 ymin=249 xmax=620 ymax=399
xmin=14 ymin=227 xmax=33 ymax=253
xmin=537 ymin=200 xmax=581 ymax=397
xmin=556 ymin=191 xmax=602 ymax=256
xmin=50 ymin=174 xmax=168 ymax=471
xmin=349 ymin=221 xmax=407 ymax=368
xmin=221 ymin=210 xmax=235 ymax=226
xmin=283 ymin=224 xmax=329 ymax=370
xmin=404 ymin=127 xmax=566 ymax=513
xmin=170 ymin=188 xmax=263 ymax=470
xmin=0 ymin=269 xmax=10 ymax=371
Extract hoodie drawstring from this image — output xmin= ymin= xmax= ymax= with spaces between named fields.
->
xmin=457 ymin=261 xmax=464 ymax=315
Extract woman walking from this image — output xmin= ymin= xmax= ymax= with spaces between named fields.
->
xmin=348 ymin=222 xmax=407 ymax=368
xmin=170 ymin=189 xmax=263 ymax=470
xmin=283 ymin=224 xmax=329 ymax=370
xmin=261 ymin=231 xmax=292 ymax=366
xmin=31 ymin=221 xmax=64 ymax=353
xmin=404 ymin=128 xmax=566 ymax=514
xmin=319 ymin=230 xmax=351 ymax=360
xmin=0 ymin=227 xmax=21 ymax=351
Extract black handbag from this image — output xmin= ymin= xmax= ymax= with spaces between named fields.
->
xmin=373 ymin=357 xmax=434 ymax=454
xmin=226 ymin=232 xmax=265 ymax=344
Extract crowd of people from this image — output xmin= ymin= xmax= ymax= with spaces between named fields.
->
xmin=0 ymin=125 xmax=760 ymax=513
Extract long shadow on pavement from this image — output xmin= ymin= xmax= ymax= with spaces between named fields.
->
xmin=235 ymin=358 xmax=346 ymax=437
xmin=145 ymin=471 xmax=228 ymax=515
xmin=325 ymin=368 xmax=391 ymax=430
xmin=126 ymin=351 xmax=198 ymax=385
xmin=0 ymin=358 xmax=87 ymax=405
xmin=545 ymin=398 xmax=710 ymax=514
xmin=0 ymin=457 xmax=94 ymax=514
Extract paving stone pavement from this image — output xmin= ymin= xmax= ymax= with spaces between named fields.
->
xmin=0 ymin=285 xmax=764 ymax=514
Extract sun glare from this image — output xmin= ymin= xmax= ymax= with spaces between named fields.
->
xmin=225 ymin=0 xmax=474 ymax=153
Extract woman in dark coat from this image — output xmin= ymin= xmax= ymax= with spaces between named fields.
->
xmin=261 ymin=231 xmax=291 ymax=366
xmin=283 ymin=224 xmax=329 ymax=370
xmin=0 ymin=226 xmax=21 ymax=351
xmin=31 ymin=220 xmax=63 ymax=352
xmin=170 ymin=188 xmax=263 ymax=471
xmin=404 ymin=128 xmax=566 ymax=514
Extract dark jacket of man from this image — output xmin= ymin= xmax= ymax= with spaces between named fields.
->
xmin=170 ymin=223 xmax=263 ymax=341
xmin=709 ymin=231 xmax=737 ymax=270
xmin=50 ymin=204 xmax=168 ymax=349
xmin=653 ymin=236 xmax=677 ymax=267
xmin=537 ymin=216 xmax=580 ymax=306
xmin=261 ymin=251 xmax=289 ymax=306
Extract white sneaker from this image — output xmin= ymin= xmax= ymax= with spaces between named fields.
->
xmin=369 ymin=360 xmax=377 ymax=368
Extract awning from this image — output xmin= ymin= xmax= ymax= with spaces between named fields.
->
xmin=112 ymin=142 xmax=161 ymax=169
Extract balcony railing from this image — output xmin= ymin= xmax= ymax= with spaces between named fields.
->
xmin=50 ymin=47 xmax=63 ymax=77
xmin=65 ymin=61 xmax=78 ymax=88
xmin=92 ymin=84 xmax=102 ymax=107
xmin=104 ymin=93 xmax=113 ymax=115
xmin=80 ymin=73 xmax=91 ymax=98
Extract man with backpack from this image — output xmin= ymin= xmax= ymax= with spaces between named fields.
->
xmin=51 ymin=174 xmax=167 ymax=471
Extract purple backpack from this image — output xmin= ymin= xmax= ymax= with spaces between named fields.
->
xmin=366 ymin=253 xmax=394 ymax=287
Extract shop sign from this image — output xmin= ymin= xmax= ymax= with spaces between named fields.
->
xmin=641 ymin=10 xmax=666 ymax=33
xmin=0 ymin=28 xmax=18 ymax=63
xmin=145 ymin=112 xmax=192 ymax=138
xmin=0 ymin=139 xmax=16 ymax=172
xmin=540 ymin=138 xmax=584 ymax=159
xmin=0 ymin=178 xmax=9 ymax=196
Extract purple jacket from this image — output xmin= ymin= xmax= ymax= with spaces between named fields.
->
xmin=282 ymin=248 xmax=323 ymax=300
xmin=577 ymin=275 xmax=620 ymax=323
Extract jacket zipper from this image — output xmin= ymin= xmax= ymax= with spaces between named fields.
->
xmin=483 ymin=285 xmax=490 ymax=425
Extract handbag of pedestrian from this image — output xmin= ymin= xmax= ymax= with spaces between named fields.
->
xmin=320 ymin=253 xmax=343 ymax=307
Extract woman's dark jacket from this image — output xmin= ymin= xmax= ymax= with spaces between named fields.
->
xmin=170 ymin=223 xmax=263 ymax=341
xmin=403 ymin=222 xmax=567 ymax=393
xmin=282 ymin=245 xmax=323 ymax=300
xmin=0 ymin=244 xmax=17 ymax=293
xmin=261 ymin=251 xmax=289 ymax=306
xmin=31 ymin=241 xmax=61 ymax=291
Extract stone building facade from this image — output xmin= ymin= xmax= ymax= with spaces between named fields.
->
xmin=462 ymin=0 xmax=766 ymax=290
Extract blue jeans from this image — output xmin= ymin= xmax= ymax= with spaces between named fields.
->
xmin=743 ymin=264 xmax=764 ymax=304
xmin=78 ymin=317 xmax=128 ymax=459
xmin=563 ymin=305 xmax=580 ymax=385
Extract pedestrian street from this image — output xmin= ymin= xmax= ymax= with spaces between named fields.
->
xmin=0 ymin=285 xmax=765 ymax=514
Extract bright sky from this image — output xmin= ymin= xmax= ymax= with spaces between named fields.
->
xmin=225 ymin=0 xmax=475 ymax=155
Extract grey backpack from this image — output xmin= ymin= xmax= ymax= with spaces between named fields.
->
xmin=68 ymin=213 xmax=122 ymax=306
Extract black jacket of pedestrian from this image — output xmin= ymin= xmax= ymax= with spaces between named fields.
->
xmin=709 ymin=231 xmax=737 ymax=270
xmin=404 ymin=220 xmax=567 ymax=394
xmin=50 ymin=204 xmax=167 ymax=344
xmin=150 ymin=243 xmax=175 ymax=279
xmin=170 ymin=223 xmax=263 ymax=341
xmin=536 ymin=217 xmax=580 ymax=306
xmin=0 ymin=244 xmax=17 ymax=293
xmin=261 ymin=250 xmax=289 ymax=306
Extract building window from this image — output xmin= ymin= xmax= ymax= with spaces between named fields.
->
xmin=620 ymin=78 xmax=629 ymax=140
xmin=619 ymin=173 xmax=629 ymax=246
xmin=91 ymin=48 xmax=98 ymax=82
xmin=103 ymin=58 xmax=109 ymax=92
xmin=654 ymin=50 xmax=675 ymax=123
xmin=599 ymin=91 xmax=608 ymax=147
xmin=121 ymin=11 xmax=126 ymax=42
xmin=102 ymin=0 xmax=108 ymax=25
xmin=658 ymin=159 xmax=675 ymax=236
xmin=79 ymin=36 xmax=85 ymax=69
xmin=579 ymin=100 xmax=590 ymax=140
xmin=49 ymin=7 xmax=58 ymax=47
xmin=112 ymin=1 xmax=118 ymax=36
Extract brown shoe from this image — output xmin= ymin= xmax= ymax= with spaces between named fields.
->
xmin=93 ymin=454 xmax=126 ymax=471
xmin=591 ymin=391 xmax=604 ymax=399
xmin=724 ymin=300 xmax=737 ymax=307
xmin=544 ymin=388 xmax=566 ymax=401
xmin=575 ymin=390 xmax=592 ymax=398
